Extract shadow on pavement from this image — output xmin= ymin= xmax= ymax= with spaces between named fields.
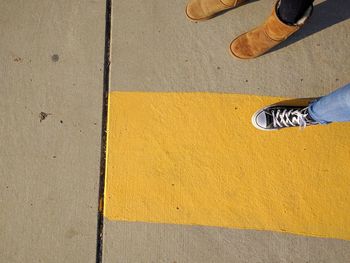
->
xmin=271 ymin=97 xmax=318 ymax=106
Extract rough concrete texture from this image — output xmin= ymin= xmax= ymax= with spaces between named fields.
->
xmin=110 ymin=0 xmax=349 ymax=97
xmin=104 ymin=220 xmax=350 ymax=263
xmin=104 ymin=0 xmax=350 ymax=262
xmin=0 ymin=1 xmax=104 ymax=262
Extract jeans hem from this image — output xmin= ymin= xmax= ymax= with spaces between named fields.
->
xmin=308 ymin=99 xmax=331 ymax=125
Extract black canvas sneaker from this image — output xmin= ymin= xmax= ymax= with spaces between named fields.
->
xmin=252 ymin=105 xmax=319 ymax=131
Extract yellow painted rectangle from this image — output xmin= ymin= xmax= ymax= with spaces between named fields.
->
xmin=105 ymin=91 xmax=350 ymax=240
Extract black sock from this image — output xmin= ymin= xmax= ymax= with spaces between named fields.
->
xmin=278 ymin=0 xmax=314 ymax=25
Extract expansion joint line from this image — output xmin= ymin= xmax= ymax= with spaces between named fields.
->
xmin=96 ymin=0 xmax=112 ymax=262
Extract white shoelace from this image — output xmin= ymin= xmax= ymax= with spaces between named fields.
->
xmin=271 ymin=108 xmax=309 ymax=129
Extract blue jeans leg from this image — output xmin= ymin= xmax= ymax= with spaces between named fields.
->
xmin=308 ymin=83 xmax=350 ymax=124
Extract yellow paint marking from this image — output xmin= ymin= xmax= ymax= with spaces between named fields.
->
xmin=105 ymin=91 xmax=350 ymax=240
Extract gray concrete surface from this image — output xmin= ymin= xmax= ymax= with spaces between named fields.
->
xmin=104 ymin=221 xmax=350 ymax=263
xmin=111 ymin=0 xmax=349 ymax=97
xmin=2 ymin=0 xmax=349 ymax=262
xmin=0 ymin=1 xmax=105 ymax=262
xmin=105 ymin=0 xmax=350 ymax=262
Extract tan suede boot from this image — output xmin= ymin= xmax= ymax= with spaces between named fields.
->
xmin=186 ymin=0 xmax=246 ymax=21
xmin=230 ymin=1 xmax=313 ymax=59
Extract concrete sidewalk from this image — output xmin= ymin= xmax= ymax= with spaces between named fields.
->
xmin=1 ymin=1 xmax=105 ymax=262
xmin=1 ymin=0 xmax=350 ymax=262
xmin=104 ymin=0 xmax=350 ymax=262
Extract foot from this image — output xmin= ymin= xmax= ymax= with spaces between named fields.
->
xmin=186 ymin=0 xmax=245 ymax=21
xmin=252 ymin=105 xmax=319 ymax=131
xmin=230 ymin=1 xmax=312 ymax=59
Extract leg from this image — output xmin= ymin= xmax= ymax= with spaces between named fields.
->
xmin=251 ymin=83 xmax=350 ymax=131
xmin=278 ymin=0 xmax=314 ymax=24
xmin=309 ymin=83 xmax=350 ymax=124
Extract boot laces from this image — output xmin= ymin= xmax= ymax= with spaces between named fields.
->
xmin=271 ymin=107 xmax=310 ymax=129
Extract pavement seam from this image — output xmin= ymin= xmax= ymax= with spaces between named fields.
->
xmin=96 ymin=0 xmax=112 ymax=262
